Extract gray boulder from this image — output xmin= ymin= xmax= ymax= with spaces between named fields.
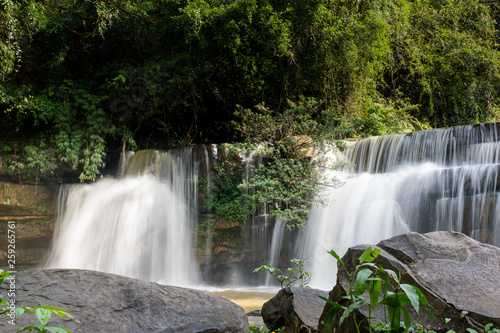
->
xmin=1 ymin=269 xmax=249 ymax=333
xmin=262 ymin=286 xmax=329 ymax=333
xmin=319 ymin=231 xmax=500 ymax=332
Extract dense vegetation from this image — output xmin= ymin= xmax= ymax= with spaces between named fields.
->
xmin=1 ymin=0 xmax=500 ymax=183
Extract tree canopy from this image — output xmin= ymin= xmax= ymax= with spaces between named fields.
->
xmin=1 ymin=0 xmax=500 ymax=182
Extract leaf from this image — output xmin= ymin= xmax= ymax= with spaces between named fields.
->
xmin=359 ymin=247 xmax=373 ymax=263
xmin=384 ymin=269 xmax=399 ymax=284
xmin=413 ymin=287 xmax=438 ymax=323
xmin=36 ymin=307 xmax=52 ymax=327
xmin=17 ymin=325 xmax=45 ymax=332
xmin=400 ymin=284 xmax=420 ymax=314
xmin=401 ymin=308 xmax=412 ymax=331
xmin=317 ymin=295 xmax=345 ymax=309
xmin=45 ymin=327 xmax=72 ymax=333
xmin=379 ymin=267 xmax=392 ymax=296
xmin=323 ymin=302 xmax=344 ymax=333
xmin=37 ymin=306 xmax=74 ymax=320
xmin=367 ymin=248 xmax=381 ymax=262
xmin=380 ymin=292 xmax=411 ymax=308
xmin=22 ymin=307 xmax=36 ymax=314
xmin=327 ymin=249 xmax=346 ymax=271
xmin=355 ymin=269 xmax=373 ymax=292
xmin=359 ymin=247 xmax=381 ymax=263
xmin=15 ymin=307 xmax=25 ymax=318
xmin=387 ymin=306 xmax=401 ymax=331
xmin=339 ymin=300 xmax=364 ymax=326
xmin=369 ymin=279 xmax=382 ymax=309
xmin=484 ymin=323 xmax=493 ymax=332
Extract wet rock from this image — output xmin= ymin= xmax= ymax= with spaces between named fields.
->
xmin=2 ymin=269 xmax=249 ymax=333
xmin=262 ymin=286 xmax=329 ymax=333
xmin=319 ymin=231 xmax=500 ymax=332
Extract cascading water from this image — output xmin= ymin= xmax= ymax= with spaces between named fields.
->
xmin=45 ymin=149 xmax=200 ymax=287
xmin=45 ymin=123 xmax=500 ymax=291
xmin=299 ymin=123 xmax=500 ymax=290
xmin=264 ymin=219 xmax=287 ymax=286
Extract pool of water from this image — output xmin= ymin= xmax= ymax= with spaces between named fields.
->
xmin=210 ymin=288 xmax=278 ymax=312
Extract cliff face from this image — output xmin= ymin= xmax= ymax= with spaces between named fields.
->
xmin=0 ymin=183 xmax=58 ymax=266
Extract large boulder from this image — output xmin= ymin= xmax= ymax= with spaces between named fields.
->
xmin=319 ymin=231 xmax=500 ymax=333
xmin=262 ymin=287 xmax=329 ymax=333
xmin=1 ymin=269 xmax=249 ymax=333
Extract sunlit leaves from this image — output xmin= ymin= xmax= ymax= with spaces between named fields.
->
xmin=322 ymin=247 xmax=437 ymax=332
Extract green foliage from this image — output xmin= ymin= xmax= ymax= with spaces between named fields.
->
xmin=2 ymin=80 xmax=108 ymax=182
xmin=239 ymin=150 xmax=329 ymax=229
xmin=249 ymin=324 xmax=282 ymax=333
xmin=6 ymin=145 xmax=57 ymax=183
xmin=383 ymin=0 xmax=500 ymax=127
xmin=200 ymin=161 xmax=254 ymax=224
xmin=358 ymin=99 xmax=431 ymax=137
xmin=2 ymin=0 xmax=500 ymax=172
xmin=232 ymin=100 xmax=348 ymax=229
xmin=321 ymin=247 xmax=436 ymax=333
xmin=445 ymin=312 xmax=500 ymax=333
xmin=253 ymin=257 xmax=311 ymax=289
xmin=17 ymin=306 xmax=73 ymax=333
xmin=0 ymin=269 xmax=73 ymax=333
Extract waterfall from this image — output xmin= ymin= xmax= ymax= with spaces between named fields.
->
xmin=45 ymin=149 xmax=200 ymax=287
xmin=299 ymin=123 xmax=500 ymax=290
xmin=44 ymin=123 xmax=500 ymax=290
xmin=264 ymin=220 xmax=287 ymax=286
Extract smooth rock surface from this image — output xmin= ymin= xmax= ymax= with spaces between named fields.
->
xmin=1 ymin=269 xmax=249 ymax=333
xmin=319 ymin=231 xmax=500 ymax=332
xmin=262 ymin=286 xmax=329 ymax=333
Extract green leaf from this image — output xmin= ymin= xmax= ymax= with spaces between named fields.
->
xmin=36 ymin=307 xmax=52 ymax=327
xmin=384 ymin=269 xmax=399 ymax=284
xmin=380 ymin=292 xmax=411 ymax=308
xmin=22 ymin=307 xmax=36 ymax=314
xmin=323 ymin=302 xmax=344 ymax=333
xmin=379 ymin=267 xmax=392 ymax=296
xmin=37 ymin=306 xmax=73 ymax=320
xmin=15 ymin=307 xmax=25 ymax=318
xmin=17 ymin=325 xmax=45 ymax=332
xmin=400 ymin=284 xmax=420 ymax=314
xmin=466 ymin=329 xmax=478 ymax=333
xmin=327 ymin=249 xmax=346 ymax=272
xmin=45 ymin=327 xmax=72 ymax=333
xmin=369 ymin=279 xmax=382 ymax=309
xmin=401 ymin=308 xmax=412 ymax=331
xmin=355 ymin=269 xmax=373 ymax=292
xmin=387 ymin=306 xmax=401 ymax=331
xmin=359 ymin=247 xmax=381 ymax=263
xmin=359 ymin=247 xmax=373 ymax=263
xmin=413 ymin=287 xmax=438 ymax=323
xmin=317 ymin=295 xmax=344 ymax=309
xmin=339 ymin=300 xmax=364 ymax=326
xmin=484 ymin=323 xmax=493 ymax=332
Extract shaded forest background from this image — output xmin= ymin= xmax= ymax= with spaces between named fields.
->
xmin=2 ymin=0 xmax=500 ymax=182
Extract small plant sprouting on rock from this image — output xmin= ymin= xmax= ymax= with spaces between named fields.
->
xmin=249 ymin=323 xmax=282 ymax=333
xmin=444 ymin=314 xmax=500 ymax=333
xmin=0 ymin=269 xmax=74 ymax=333
xmin=319 ymin=247 xmax=436 ymax=333
xmin=253 ymin=257 xmax=311 ymax=288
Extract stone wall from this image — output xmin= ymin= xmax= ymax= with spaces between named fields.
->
xmin=0 ymin=182 xmax=59 ymax=266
